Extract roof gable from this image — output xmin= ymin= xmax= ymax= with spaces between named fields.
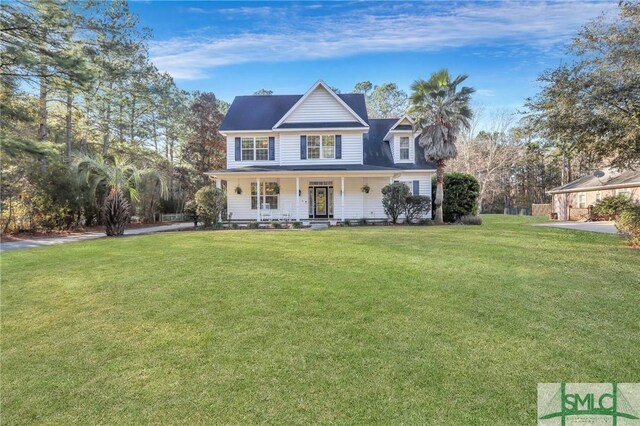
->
xmin=274 ymin=81 xmax=368 ymax=128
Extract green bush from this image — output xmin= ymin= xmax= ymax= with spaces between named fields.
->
xmin=248 ymin=221 xmax=259 ymax=229
xmin=433 ymin=173 xmax=480 ymax=223
xmin=272 ymin=221 xmax=281 ymax=229
xmin=342 ymin=219 xmax=351 ymax=226
xmin=615 ymin=203 xmax=640 ymax=247
xmin=418 ymin=218 xmax=434 ymax=226
xmin=460 ymin=215 xmax=482 ymax=225
xmin=404 ymin=195 xmax=432 ymax=224
xmin=592 ymin=194 xmax=634 ymax=220
xmin=292 ymin=221 xmax=303 ymax=229
xmin=358 ymin=218 xmax=367 ymax=226
xmin=381 ymin=182 xmax=411 ymax=224
xmin=195 ymin=186 xmax=226 ymax=228
xmin=231 ymin=223 xmax=239 ymax=229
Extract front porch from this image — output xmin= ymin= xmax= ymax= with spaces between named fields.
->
xmin=213 ymin=172 xmax=398 ymax=222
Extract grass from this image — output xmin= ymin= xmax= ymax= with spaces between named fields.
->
xmin=1 ymin=215 xmax=639 ymax=424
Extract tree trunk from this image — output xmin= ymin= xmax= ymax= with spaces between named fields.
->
xmin=152 ymin=111 xmax=158 ymax=152
xmin=38 ymin=72 xmax=48 ymax=141
xmin=65 ymin=93 xmax=73 ymax=156
xmin=434 ymin=159 xmax=445 ymax=223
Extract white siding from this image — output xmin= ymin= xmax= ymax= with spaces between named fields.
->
xmin=283 ymin=86 xmax=359 ymax=123
xmin=279 ymin=131 xmax=364 ymax=165
xmin=395 ymin=173 xmax=433 ymax=219
xmin=226 ymin=133 xmax=279 ymax=169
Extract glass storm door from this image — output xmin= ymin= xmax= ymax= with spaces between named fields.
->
xmin=314 ymin=187 xmax=328 ymax=218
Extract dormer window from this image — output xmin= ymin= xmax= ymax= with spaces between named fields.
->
xmin=399 ymin=137 xmax=410 ymax=160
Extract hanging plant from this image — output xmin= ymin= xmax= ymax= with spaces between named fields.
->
xmin=361 ymin=184 xmax=370 ymax=194
xmin=235 ymin=185 xmax=242 ymax=195
xmin=273 ymin=183 xmax=280 ymax=194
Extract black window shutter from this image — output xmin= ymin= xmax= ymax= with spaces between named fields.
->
xmin=268 ymin=137 xmax=275 ymax=160
xmin=413 ymin=180 xmax=420 ymax=195
xmin=335 ymin=135 xmax=342 ymax=159
xmin=235 ymin=137 xmax=241 ymax=161
xmin=300 ymin=135 xmax=307 ymax=160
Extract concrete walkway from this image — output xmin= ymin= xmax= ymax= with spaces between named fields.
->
xmin=1 ymin=222 xmax=196 ymax=252
xmin=532 ymin=221 xmax=618 ymax=234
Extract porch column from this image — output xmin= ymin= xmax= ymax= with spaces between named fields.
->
xmin=341 ymin=176 xmax=345 ymax=221
xmin=296 ymin=177 xmax=300 ymax=221
xmin=215 ymin=179 xmax=222 ymax=222
xmin=256 ymin=177 xmax=261 ymax=221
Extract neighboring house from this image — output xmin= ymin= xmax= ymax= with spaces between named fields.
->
xmin=208 ymin=81 xmax=435 ymax=223
xmin=549 ymin=169 xmax=640 ymax=221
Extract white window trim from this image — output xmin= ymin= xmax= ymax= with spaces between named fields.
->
xmin=394 ymin=134 xmax=414 ymax=163
xmin=399 ymin=137 xmax=410 ymax=161
xmin=241 ymin=137 xmax=270 ymax=162
xmin=305 ymin=134 xmax=336 ymax=160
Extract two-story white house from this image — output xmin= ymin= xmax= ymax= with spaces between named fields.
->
xmin=208 ymin=81 xmax=436 ymax=223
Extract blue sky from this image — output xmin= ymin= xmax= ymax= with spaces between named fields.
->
xmin=132 ymin=1 xmax=616 ymax=112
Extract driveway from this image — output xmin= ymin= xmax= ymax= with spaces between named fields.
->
xmin=533 ymin=221 xmax=618 ymax=234
xmin=1 ymin=222 xmax=197 ymax=252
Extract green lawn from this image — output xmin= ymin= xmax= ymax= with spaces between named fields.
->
xmin=1 ymin=216 xmax=638 ymax=424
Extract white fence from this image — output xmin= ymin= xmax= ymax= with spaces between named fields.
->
xmin=160 ymin=213 xmax=187 ymax=222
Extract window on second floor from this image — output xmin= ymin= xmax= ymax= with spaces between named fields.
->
xmin=241 ymin=137 xmax=269 ymax=161
xmin=399 ymin=137 xmax=410 ymax=160
xmin=307 ymin=135 xmax=336 ymax=159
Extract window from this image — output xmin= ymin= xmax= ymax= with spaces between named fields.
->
xmin=578 ymin=192 xmax=587 ymax=209
xmin=307 ymin=136 xmax=320 ymax=159
xmin=618 ymin=189 xmax=631 ymax=199
xmin=255 ymin=137 xmax=268 ymax=160
xmin=321 ymin=135 xmax=335 ymax=159
xmin=306 ymin=135 xmax=335 ymax=159
xmin=251 ymin=182 xmax=279 ymax=210
xmin=399 ymin=137 xmax=410 ymax=160
xmin=241 ymin=138 xmax=254 ymax=161
xmin=241 ymin=137 xmax=270 ymax=161
xmin=595 ymin=191 xmax=602 ymax=203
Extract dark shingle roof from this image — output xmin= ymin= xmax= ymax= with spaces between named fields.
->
xmin=220 ymin=93 xmax=368 ymax=131
xmin=364 ymin=119 xmax=436 ymax=170
xmin=548 ymin=169 xmax=640 ymax=193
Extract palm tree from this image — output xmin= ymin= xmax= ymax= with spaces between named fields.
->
xmin=409 ymin=69 xmax=475 ymax=223
xmin=75 ymin=152 xmax=167 ymax=236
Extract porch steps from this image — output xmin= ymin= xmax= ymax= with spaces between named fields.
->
xmin=310 ymin=222 xmax=330 ymax=230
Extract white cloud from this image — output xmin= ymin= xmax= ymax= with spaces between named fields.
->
xmin=151 ymin=1 xmax=617 ymax=81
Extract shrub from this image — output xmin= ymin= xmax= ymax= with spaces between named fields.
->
xmin=195 ymin=186 xmax=226 ymax=228
xmin=433 ymin=173 xmax=480 ymax=223
xmin=615 ymin=203 xmax=640 ymax=247
xmin=342 ymin=219 xmax=351 ymax=226
xmin=592 ymin=194 xmax=634 ymax=220
xmin=418 ymin=218 xmax=434 ymax=226
xmin=460 ymin=215 xmax=482 ymax=225
xmin=272 ymin=221 xmax=282 ymax=229
xmin=292 ymin=221 xmax=303 ymax=229
xmin=404 ymin=195 xmax=432 ymax=224
xmin=248 ymin=221 xmax=259 ymax=229
xmin=382 ymin=182 xmax=411 ymax=224
xmin=232 ymin=223 xmax=239 ymax=229
xmin=358 ymin=218 xmax=367 ymax=226
xmin=184 ymin=199 xmax=199 ymax=227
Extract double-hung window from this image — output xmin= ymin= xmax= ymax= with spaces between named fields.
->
xmin=241 ymin=137 xmax=269 ymax=161
xmin=399 ymin=137 xmax=410 ymax=160
xmin=251 ymin=182 xmax=279 ymax=210
xmin=306 ymin=135 xmax=336 ymax=159
xmin=578 ymin=192 xmax=587 ymax=209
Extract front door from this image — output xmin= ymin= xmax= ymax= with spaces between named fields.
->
xmin=314 ymin=187 xmax=328 ymax=218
